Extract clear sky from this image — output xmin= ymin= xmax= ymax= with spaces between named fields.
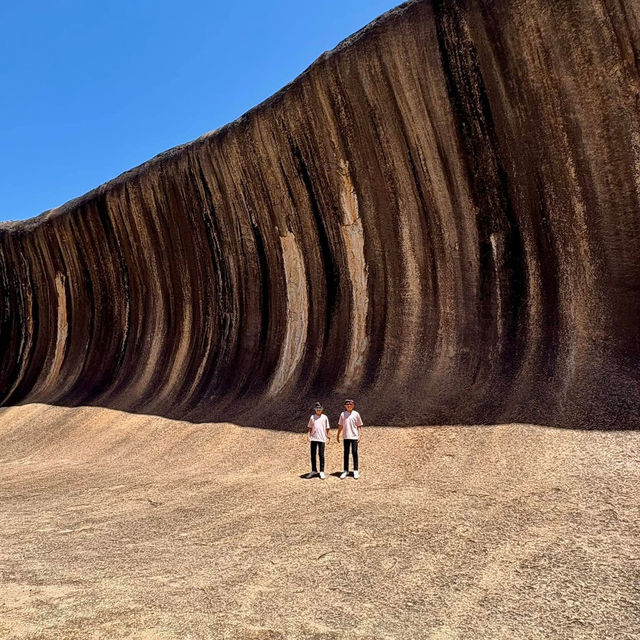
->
xmin=0 ymin=0 xmax=398 ymax=222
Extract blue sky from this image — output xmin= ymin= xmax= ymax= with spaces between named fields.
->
xmin=0 ymin=0 xmax=398 ymax=222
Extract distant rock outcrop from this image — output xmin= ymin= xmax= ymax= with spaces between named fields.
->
xmin=1 ymin=0 xmax=639 ymax=427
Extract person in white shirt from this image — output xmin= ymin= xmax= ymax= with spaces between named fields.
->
xmin=337 ymin=399 xmax=363 ymax=479
xmin=306 ymin=402 xmax=330 ymax=479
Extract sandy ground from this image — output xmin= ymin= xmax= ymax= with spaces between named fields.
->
xmin=0 ymin=404 xmax=639 ymax=639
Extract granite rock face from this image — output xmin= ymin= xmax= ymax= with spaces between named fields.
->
xmin=1 ymin=0 xmax=639 ymax=428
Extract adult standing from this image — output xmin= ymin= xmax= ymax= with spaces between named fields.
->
xmin=306 ymin=402 xmax=330 ymax=479
xmin=337 ymin=399 xmax=363 ymax=479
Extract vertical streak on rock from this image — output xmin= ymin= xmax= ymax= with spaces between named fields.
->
xmin=18 ymin=231 xmax=58 ymax=404
xmin=62 ymin=201 xmax=125 ymax=405
xmin=393 ymin=190 xmax=426 ymax=385
xmin=164 ymin=154 xmax=218 ymax=410
xmin=37 ymin=273 xmax=68 ymax=396
xmin=0 ymin=240 xmax=10 ymax=393
xmin=88 ymin=191 xmax=132 ymax=404
xmin=338 ymin=162 xmax=369 ymax=388
xmin=489 ymin=233 xmax=503 ymax=340
xmin=308 ymin=75 xmax=369 ymax=388
xmin=180 ymin=153 xmax=230 ymax=406
xmin=435 ymin=0 xmax=528 ymax=414
xmin=268 ymin=232 xmax=308 ymax=397
xmin=0 ymin=238 xmax=35 ymax=404
xmin=375 ymin=14 xmax=459 ymax=394
xmin=350 ymin=42 xmax=436 ymax=392
xmin=120 ymin=181 xmax=167 ymax=407
xmin=142 ymin=163 xmax=199 ymax=411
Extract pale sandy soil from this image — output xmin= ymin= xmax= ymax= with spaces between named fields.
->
xmin=0 ymin=404 xmax=638 ymax=640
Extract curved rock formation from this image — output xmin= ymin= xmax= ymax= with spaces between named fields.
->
xmin=1 ymin=0 xmax=639 ymax=428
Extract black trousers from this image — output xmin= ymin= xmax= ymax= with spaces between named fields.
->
xmin=343 ymin=439 xmax=359 ymax=471
xmin=310 ymin=441 xmax=325 ymax=472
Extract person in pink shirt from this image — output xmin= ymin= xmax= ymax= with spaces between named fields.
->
xmin=337 ymin=399 xmax=363 ymax=479
xmin=306 ymin=402 xmax=330 ymax=479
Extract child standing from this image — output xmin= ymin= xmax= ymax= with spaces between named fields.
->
xmin=337 ymin=399 xmax=363 ymax=478
xmin=306 ymin=402 xmax=330 ymax=479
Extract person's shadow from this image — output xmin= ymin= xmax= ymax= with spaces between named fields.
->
xmin=298 ymin=472 xmax=346 ymax=479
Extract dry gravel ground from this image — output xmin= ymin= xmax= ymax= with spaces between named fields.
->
xmin=0 ymin=404 xmax=639 ymax=640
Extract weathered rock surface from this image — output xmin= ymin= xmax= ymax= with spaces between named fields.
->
xmin=1 ymin=404 xmax=639 ymax=638
xmin=1 ymin=0 xmax=639 ymax=427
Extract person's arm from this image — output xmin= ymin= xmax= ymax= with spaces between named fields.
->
xmin=307 ymin=417 xmax=313 ymax=442
xmin=337 ymin=413 xmax=344 ymax=442
xmin=356 ymin=412 xmax=363 ymax=439
xmin=325 ymin=416 xmax=331 ymax=442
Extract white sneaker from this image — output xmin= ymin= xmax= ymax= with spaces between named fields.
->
xmin=353 ymin=470 xmax=359 ymax=479
xmin=319 ymin=472 xmax=326 ymax=479
xmin=340 ymin=471 xmax=348 ymax=479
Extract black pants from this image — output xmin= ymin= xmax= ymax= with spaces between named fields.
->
xmin=343 ymin=439 xmax=359 ymax=471
xmin=310 ymin=441 xmax=325 ymax=472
